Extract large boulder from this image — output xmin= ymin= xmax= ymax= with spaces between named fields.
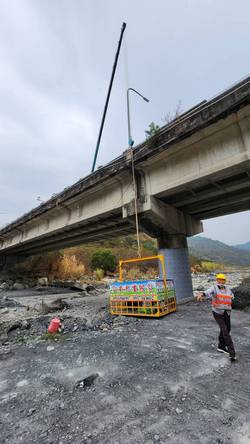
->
xmin=37 ymin=277 xmax=48 ymax=287
xmin=51 ymin=280 xmax=95 ymax=292
xmin=0 ymin=282 xmax=9 ymax=291
xmin=40 ymin=298 xmax=70 ymax=314
xmin=232 ymin=284 xmax=250 ymax=309
xmin=13 ymin=282 xmax=25 ymax=290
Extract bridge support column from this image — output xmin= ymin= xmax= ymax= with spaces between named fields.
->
xmin=0 ymin=254 xmax=27 ymax=273
xmin=158 ymin=234 xmax=193 ymax=302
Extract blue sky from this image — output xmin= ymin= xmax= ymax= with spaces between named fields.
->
xmin=0 ymin=0 xmax=249 ymax=245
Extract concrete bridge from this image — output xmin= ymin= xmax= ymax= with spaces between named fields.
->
xmin=1 ymin=77 xmax=250 ymax=300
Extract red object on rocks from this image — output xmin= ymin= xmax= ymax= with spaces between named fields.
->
xmin=48 ymin=318 xmax=61 ymax=334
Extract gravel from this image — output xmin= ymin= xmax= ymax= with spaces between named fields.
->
xmin=0 ymin=291 xmax=250 ymax=443
xmin=0 ymin=273 xmax=249 ymax=443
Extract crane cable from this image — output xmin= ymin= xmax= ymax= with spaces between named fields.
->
xmin=131 ymin=149 xmax=141 ymax=258
xmin=123 ymin=35 xmax=141 ymax=258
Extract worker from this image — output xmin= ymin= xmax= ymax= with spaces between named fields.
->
xmin=196 ymin=273 xmax=237 ymax=362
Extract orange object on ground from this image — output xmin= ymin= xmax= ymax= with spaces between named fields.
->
xmin=48 ymin=318 xmax=61 ymax=333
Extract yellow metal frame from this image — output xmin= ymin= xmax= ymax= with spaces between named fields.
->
xmin=119 ymin=255 xmax=167 ymax=286
xmin=110 ymin=255 xmax=176 ymax=318
xmin=110 ymin=297 xmax=176 ymax=318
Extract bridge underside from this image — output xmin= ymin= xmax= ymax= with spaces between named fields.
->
xmin=159 ymin=163 xmax=250 ymax=219
xmin=1 ymin=78 xmax=250 ymax=268
xmin=1 ymin=163 xmax=250 ymax=258
xmin=0 ymin=210 xmax=135 ymax=257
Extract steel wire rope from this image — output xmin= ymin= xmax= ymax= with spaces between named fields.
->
xmin=123 ymin=34 xmax=141 ymax=258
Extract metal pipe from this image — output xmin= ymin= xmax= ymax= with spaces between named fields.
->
xmin=91 ymin=22 xmax=126 ymax=173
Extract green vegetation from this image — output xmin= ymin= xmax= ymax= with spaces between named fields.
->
xmin=41 ymin=332 xmax=65 ymax=341
xmin=91 ymin=249 xmax=116 ymax=273
xmin=14 ymin=234 xmax=250 ymax=281
xmin=145 ymin=122 xmax=160 ymax=138
xmin=199 ymin=261 xmax=226 ymax=272
xmin=13 ymin=234 xmax=159 ymax=280
xmin=189 ymin=254 xmax=227 ymax=273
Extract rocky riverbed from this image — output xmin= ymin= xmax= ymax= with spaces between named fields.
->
xmin=0 ymin=272 xmax=250 ymax=443
xmin=192 ymin=270 xmax=250 ymax=292
xmin=0 ymin=298 xmax=250 ymax=444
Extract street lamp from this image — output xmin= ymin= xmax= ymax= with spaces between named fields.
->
xmin=127 ymin=88 xmax=149 ymax=147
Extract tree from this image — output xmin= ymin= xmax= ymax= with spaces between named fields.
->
xmin=145 ymin=122 xmax=160 ymax=139
xmin=91 ymin=249 xmax=116 ymax=274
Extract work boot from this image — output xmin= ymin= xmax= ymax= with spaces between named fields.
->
xmin=217 ymin=347 xmax=229 ymax=355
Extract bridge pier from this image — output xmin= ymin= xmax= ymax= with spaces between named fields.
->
xmin=0 ymin=254 xmax=27 ymax=273
xmin=124 ymin=195 xmax=202 ymax=301
xmin=158 ymin=234 xmax=193 ymax=302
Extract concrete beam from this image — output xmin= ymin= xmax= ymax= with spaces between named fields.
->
xmin=123 ymin=196 xmax=203 ymax=238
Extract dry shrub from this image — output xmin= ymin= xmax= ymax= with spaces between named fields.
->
xmin=200 ymin=261 xmax=226 ymax=272
xmin=123 ymin=265 xmax=158 ymax=281
xmin=93 ymin=268 xmax=104 ymax=281
xmin=57 ymin=254 xmax=85 ymax=280
xmin=15 ymin=252 xmax=62 ymax=277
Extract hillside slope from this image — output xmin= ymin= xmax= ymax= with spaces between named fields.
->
xmin=234 ymin=241 xmax=250 ymax=252
xmin=188 ymin=236 xmax=250 ymax=267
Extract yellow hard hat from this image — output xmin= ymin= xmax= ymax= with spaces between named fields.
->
xmin=216 ymin=273 xmax=226 ymax=281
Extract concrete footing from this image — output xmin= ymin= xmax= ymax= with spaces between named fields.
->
xmin=158 ymin=234 xmax=194 ymax=302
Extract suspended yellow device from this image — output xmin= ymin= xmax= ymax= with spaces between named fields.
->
xmin=109 ymin=255 xmax=176 ymax=318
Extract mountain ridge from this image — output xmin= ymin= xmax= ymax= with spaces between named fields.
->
xmin=188 ymin=236 xmax=250 ymax=267
xmin=234 ymin=241 xmax=250 ymax=252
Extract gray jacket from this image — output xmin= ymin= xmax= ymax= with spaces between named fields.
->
xmin=204 ymin=284 xmax=234 ymax=314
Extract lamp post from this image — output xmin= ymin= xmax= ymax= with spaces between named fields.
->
xmin=126 ymin=88 xmax=149 ymax=147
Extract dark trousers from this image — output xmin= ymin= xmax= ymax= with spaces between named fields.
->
xmin=213 ymin=310 xmax=235 ymax=357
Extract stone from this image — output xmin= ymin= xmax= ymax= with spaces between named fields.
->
xmin=176 ymin=407 xmax=183 ymax=414
xmin=154 ymin=435 xmax=160 ymax=442
xmin=13 ymin=282 xmax=25 ymax=290
xmin=75 ymin=373 xmax=99 ymax=389
xmin=232 ymin=284 xmax=250 ymax=309
xmin=0 ymin=282 xmax=9 ymax=290
xmin=21 ymin=320 xmax=31 ymax=330
xmin=37 ymin=277 xmax=49 ymax=286
xmin=0 ymin=308 xmax=9 ymax=314
xmin=7 ymin=321 xmax=22 ymax=333
xmin=41 ymin=298 xmax=69 ymax=314
xmin=27 ymin=408 xmax=36 ymax=417
xmin=39 ymin=431 xmax=48 ymax=439
xmin=47 ymin=345 xmax=55 ymax=352
xmin=85 ymin=284 xmax=95 ymax=292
